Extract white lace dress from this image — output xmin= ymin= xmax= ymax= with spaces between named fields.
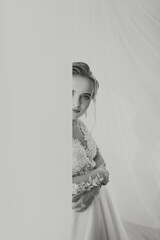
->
xmin=72 ymin=120 xmax=129 ymax=240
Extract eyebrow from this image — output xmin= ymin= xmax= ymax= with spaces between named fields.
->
xmin=84 ymin=93 xmax=92 ymax=97
xmin=72 ymin=90 xmax=92 ymax=97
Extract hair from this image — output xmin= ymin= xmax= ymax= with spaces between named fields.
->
xmin=72 ymin=62 xmax=99 ymax=102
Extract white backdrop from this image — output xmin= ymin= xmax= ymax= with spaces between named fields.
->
xmin=1 ymin=0 xmax=160 ymax=239
xmin=1 ymin=1 xmax=72 ymax=240
xmin=73 ymin=0 xmax=160 ymax=238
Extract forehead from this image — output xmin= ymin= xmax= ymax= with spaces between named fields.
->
xmin=72 ymin=75 xmax=94 ymax=94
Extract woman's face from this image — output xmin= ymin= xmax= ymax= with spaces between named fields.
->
xmin=72 ymin=75 xmax=94 ymax=120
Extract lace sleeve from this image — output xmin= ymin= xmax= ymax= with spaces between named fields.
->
xmin=72 ymin=173 xmax=103 ymax=196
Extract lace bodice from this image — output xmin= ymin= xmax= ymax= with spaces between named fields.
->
xmin=72 ymin=120 xmax=97 ymax=176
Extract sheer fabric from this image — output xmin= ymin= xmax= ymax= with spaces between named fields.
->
xmin=73 ymin=0 xmax=160 ymax=239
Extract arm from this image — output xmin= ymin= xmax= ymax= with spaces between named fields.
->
xmin=72 ymin=166 xmax=109 ymax=196
xmin=72 ymin=168 xmax=103 ymax=196
xmin=73 ymin=148 xmax=107 ymax=185
xmin=72 ymin=150 xmax=109 ymax=212
xmin=94 ymin=147 xmax=106 ymax=168
xmin=73 ymin=168 xmax=101 ymax=184
xmin=72 ymin=185 xmax=101 ymax=212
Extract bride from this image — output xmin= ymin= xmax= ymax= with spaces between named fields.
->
xmin=72 ymin=62 xmax=129 ymax=240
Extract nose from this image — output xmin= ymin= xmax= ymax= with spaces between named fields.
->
xmin=73 ymin=95 xmax=81 ymax=108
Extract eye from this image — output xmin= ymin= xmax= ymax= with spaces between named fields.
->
xmin=83 ymin=95 xmax=91 ymax=101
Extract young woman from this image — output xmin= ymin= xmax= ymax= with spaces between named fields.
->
xmin=72 ymin=62 xmax=129 ymax=240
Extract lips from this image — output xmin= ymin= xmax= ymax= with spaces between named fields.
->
xmin=73 ymin=109 xmax=80 ymax=113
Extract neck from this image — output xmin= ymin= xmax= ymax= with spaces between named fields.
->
xmin=72 ymin=119 xmax=78 ymax=127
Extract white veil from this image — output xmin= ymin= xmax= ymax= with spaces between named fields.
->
xmin=74 ymin=0 xmax=160 ymax=238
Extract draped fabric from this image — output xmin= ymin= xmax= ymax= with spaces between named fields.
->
xmin=1 ymin=1 xmax=72 ymax=239
xmin=73 ymin=0 xmax=160 ymax=239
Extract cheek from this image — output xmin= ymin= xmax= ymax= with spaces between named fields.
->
xmin=82 ymin=101 xmax=91 ymax=111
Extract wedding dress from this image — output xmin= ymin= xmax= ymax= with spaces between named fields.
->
xmin=72 ymin=120 xmax=129 ymax=240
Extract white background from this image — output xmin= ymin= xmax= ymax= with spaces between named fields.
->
xmin=1 ymin=1 xmax=72 ymax=239
xmin=1 ymin=0 xmax=160 ymax=239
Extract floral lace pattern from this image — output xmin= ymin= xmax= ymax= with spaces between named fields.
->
xmin=72 ymin=120 xmax=97 ymax=176
xmin=72 ymin=173 xmax=103 ymax=196
xmin=79 ymin=120 xmax=97 ymax=159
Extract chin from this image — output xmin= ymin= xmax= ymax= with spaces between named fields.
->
xmin=72 ymin=114 xmax=82 ymax=120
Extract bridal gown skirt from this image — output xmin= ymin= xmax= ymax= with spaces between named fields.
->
xmin=72 ymin=186 xmax=129 ymax=240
